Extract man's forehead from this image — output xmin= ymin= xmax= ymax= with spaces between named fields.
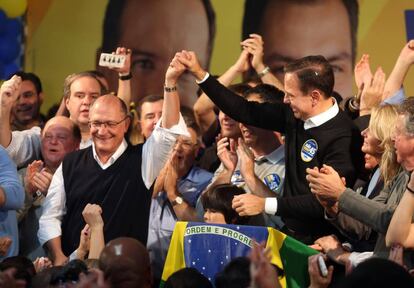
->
xmin=20 ymin=80 xmax=37 ymax=91
xmin=141 ymin=100 xmax=163 ymax=113
xmin=284 ymin=73 xmax=299 ymax=90
xmin=119 ymin=0 xmax=209 ymax=66
xmin=43 ymin=121 xmax=72 ymax=134
xmin=177 ymin=135 xmax=192 ymax=141
xmin=179 ymin=127 xmax=197 ymax=142
xmin=261 ymin=0 xmax=351 ymax=61
xmin=71 ymin=76 xmax=101 ymax=91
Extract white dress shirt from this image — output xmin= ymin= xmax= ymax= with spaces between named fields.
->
xmin=303 ymin=98 xmax=339 ymax=130
xmin=6 ymin=127 xmax=42 ymax=168
xmin=38 ymin=115 xmax=189 ymax=245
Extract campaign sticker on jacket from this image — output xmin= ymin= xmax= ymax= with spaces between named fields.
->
xmin=231 ymin=170 xmax=245 ymax=186
xmin=301 ymin=139 xmax=318 ymax=162
xmin=263 ymin=173 xmax=281 ymax=192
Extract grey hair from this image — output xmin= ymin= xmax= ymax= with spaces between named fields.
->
xmin=398 ymin=97 xmax=414 ymax=135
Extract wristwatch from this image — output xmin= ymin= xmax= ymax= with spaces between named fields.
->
xmin=33 ymin=190 xmax=43 ymax=200
xmin=171 ymin=196 xmax=184 ymax=206
xmin=119 ymin=72 xmax=132 ymax=80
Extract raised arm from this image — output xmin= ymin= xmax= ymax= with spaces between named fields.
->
xmin=82 ymin=204 xmax=105 ymax=259
xmin=354 ymin=54 xmax=373 ymax=95
xmin=178 ymin=51 xmax=288 ymax=133
xmin=113 ymin=47 xmax=132 ymax=106
xmin=383 ymin=40 xmax=414 ymax=100
xmin=0 ymin=75 xmax=20 ymax=148
xmin=241 ymin=34 xmax=284 ymax=91
xmin=193 ymin=49 xmax=250 ymax=134
xmin=161 ymin=52 xmax=186 ymax=129
xmin=359 ymin=67 xmax=385 ymax=116
xmin=142 ymin=54 xmax=189 ymax=189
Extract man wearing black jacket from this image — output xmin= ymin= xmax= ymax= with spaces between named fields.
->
xmin=179 ymin=51 xmax=363 ymax=243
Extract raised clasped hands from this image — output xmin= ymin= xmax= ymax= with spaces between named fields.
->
xmin=241 ymin=33 xmax=266 ymax=72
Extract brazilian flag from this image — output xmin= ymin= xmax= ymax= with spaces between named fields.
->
xmin=161 ymin=222 xmax=317 ymax=288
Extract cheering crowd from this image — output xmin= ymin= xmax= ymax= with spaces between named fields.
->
xmin=1 ymin=0 xmax=414 ymax=287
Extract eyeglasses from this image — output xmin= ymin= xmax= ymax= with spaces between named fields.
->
xmin=174 ymin=137 xmax=198 ymax=150
xmin=88 ymin=116 xmax=129 ymax=129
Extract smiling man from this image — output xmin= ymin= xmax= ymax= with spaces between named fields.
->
xmin=11 ymin=72 xmax=45 ymax=131
xmin=38 ymin=54 xmax=189 ymax=265
xmin=180 ymin=51 xmax=363 ymax=243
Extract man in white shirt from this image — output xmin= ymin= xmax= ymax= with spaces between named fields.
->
xmin=39 ymin=55 xmax=189 ymax=264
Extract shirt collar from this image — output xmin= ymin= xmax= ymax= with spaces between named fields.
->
xmin=255 ymin=144 xmax=285 ymax=165
xmin=80 ymin=138 xmax=93 ymax=149
xmin=177 ymin=166 xmax=196 ymax=183
xmin=303 ymin=98 xmax=339 ymax=130
xmin=92 ymin=138 xmax=128 ymax=169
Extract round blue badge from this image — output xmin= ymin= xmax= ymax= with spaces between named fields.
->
xmin=301 ymin=139 xmax=318 ymax=162
xmin=231 ymin=170 xmax=245 ymax=186
xmin=263 ymin=173 xmax=281 ymax=192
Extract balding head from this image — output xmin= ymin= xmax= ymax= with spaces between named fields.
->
xmin=43 ymin=116 xmax=81 ymax=140
xmin=90 ymin=94 xmax=128 ymax=117
xmin=41 ymin=116 xmax=80 ymax=170
xmin=99 ymin=237 xmax=152 ymax=288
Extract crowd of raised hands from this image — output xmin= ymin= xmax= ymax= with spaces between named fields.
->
xmin=0 ymin=33 xmax=414 ymax=288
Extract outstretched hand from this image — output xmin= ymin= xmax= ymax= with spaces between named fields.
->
xmin=397 ymin=40 xmax=414 ymax=67
xmin=354 ymin=54 xmax=373 ymax=91
xmin=360 ymin=66 xmax=385 ymax=113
